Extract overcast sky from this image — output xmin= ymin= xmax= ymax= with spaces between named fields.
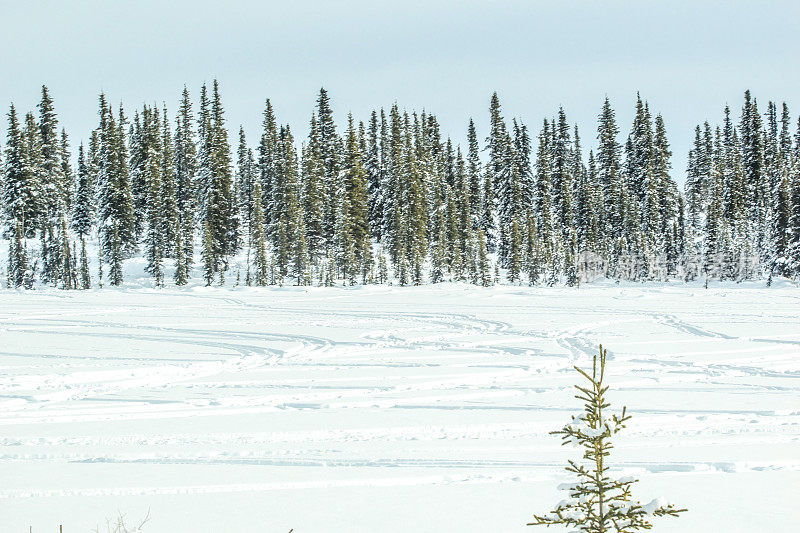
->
xmin=2 ymin=0 xmax=799 ymax=184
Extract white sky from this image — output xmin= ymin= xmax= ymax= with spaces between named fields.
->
xmin=1 ymin=0 xmax=799 ymax=184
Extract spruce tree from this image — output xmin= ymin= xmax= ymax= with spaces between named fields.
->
xmin=277 ymin=126 xmax=310 ymax=284
xmin=132 ymin=105 xmax=166 ymax=287
xmin=506 ymin=219 xmax=522 ymax=282
xmin=336 ymin=116 xmax=371 ymax=283
xmin=485 ymin=93 xmax=512 ymax=253
xmin=529 ymin=345 xmax=685 ymax=531
xmin=37 ymin=85 xmax=66 ymax=223
xmin=685 ymin=125 xmax=705 ymax=232
xmin=787 ymin=116 xmax=800 ymax=277
xmin=108 ymin=223 xmax=124 ymax=286
xmin=175 ymin=86 xmax=197 ymax=265
xmin=401 ymin=113 xmax=428 ymax=285
xmin=211 ymin=80 xmax=238 ymax=261
xmin=564 ymin=229 xmax=579 ymax=287
xmin=7 ymin=221 xmax=28 ymax=288
xmin=258 ymin=99 xmax=279 ymax=235
xmin=59 ymin=129 xmax=74 ymax=213
xmin=383 ymin=104 xmax=404 ymax=267
xmin=654 ymin=115 xmax=677 ymax=239
xmin=303 ymin=113 xmax=327 ymax=260
xmin=765 ymin=102 xmax=791 ymax=277
xmin=476 ymin=229 xmax=491 ymax=287
xmin=196 ymin=84 xmax=213 ymax=222
xmin=3 ymin=104 xmax=41 ymax=234
xmin=580 ymin=150 xmax=602 ymax=255
xmin=316 ymin=88 xmax=341 ymax=247
xmin=97 ymin=97 xmax=135 ymax=274
xmin=173 ymin=218 xmax=188 ymax=286
xmin=466 ymin=118 xmax=483 ymax=228
xmin=524 ymin=215 xmax=541 ymax=285
xmin=144 ymin=155 xmax=165 ymax=287
xmin=79 ymin=236 xmax=91 ymax=289
xmin=236 ymin=128 xmax=251 ymax=236
xmin=535 ymin=119 xmax=557 ymax=278
xmin=597 ymin=98 xmax=624 ymax=238
xmin=552 ymin=107 xmax=575 ymax=241
xmin=160 ymin=105 xmax=179 ymax=255
xmin=366 ymin=110 xmax=384 ymax=240
xmin=195 ymin=81 xmax=237 ymax=276
xmin=741 ymin=91 xmax=767 ymax=231
xmin=129 ymin=108 xmax=148 ymax=239
xmin=58 ymin=216 xmax=76 ymax=289
xmin=72 ymin=143 xmax=95 ymax=237
xmin=201 ymin=221 xmax=214 ymax=286
xmin=39 ymin=222 xmax=55 ymax=285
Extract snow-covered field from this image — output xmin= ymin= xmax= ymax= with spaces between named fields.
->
xmin=1 ymin=282 xmax=798 ymax=532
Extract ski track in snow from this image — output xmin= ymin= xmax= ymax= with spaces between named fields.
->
xmin=0 ymin=284 xmax=798 ymax=531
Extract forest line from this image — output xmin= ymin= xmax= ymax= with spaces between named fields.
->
xmin=3 ymin=84 xmax=799 ymax=289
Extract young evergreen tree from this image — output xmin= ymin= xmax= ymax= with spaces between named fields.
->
xmin=529 ymin=345 xmax=685 ymax=531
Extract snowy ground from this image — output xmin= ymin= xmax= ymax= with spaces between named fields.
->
xmin=1 ymin=281 xmax=798 ymax=532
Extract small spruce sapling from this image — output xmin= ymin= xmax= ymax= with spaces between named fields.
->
xmin=529 ymin=345 xmax=685 ymax=531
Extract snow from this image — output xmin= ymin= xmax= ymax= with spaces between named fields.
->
xmin=0 ymin=282 xmax=798 ymax=531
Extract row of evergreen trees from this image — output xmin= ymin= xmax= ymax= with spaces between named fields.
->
xmin=685 ymin=91 xmax=800 ymax=283
xmin=3 ymin=84 xmax=800 ymax=289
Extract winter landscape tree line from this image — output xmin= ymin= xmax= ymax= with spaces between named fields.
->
xmin=3 ymin=84 xmax=800 ymax=289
